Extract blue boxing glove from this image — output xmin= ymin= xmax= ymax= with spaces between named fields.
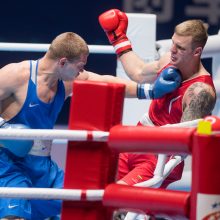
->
xmin=0 ymin=117 xmax=34 ymax=157
xmin=137 ymin=67 xmax=181 ymax=99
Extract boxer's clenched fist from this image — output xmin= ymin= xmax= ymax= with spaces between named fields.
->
xmin=99 ymin=9 xmax=132 ymax=57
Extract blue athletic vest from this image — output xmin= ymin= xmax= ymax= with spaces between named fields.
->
xmin=8 ymin=60 xmax=65 ymax=129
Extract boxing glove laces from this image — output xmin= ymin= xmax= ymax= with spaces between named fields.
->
xmin=99 ymin=9 xmax=132 ymax=56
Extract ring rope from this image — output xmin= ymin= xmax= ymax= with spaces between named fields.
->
xmin=0 ymin=187 xmax=104 ymax=201
xmin=0 ymin=129 xmax=109 ymax=141
xmin=1 ymin=35 xmax=219 ymax=58
xmin=0 ymin=42 xmax=114 ymax=54
xmin=0 ymin=124 xmax=218 ymax=142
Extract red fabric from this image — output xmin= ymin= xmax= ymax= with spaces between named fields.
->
xmin=116 ymin=69 xmax=216 ymax=188
xmin=117 ymin=119 xmax=185 ymax=187
xmin=117 ymin=153 xmax=157 ymax=185
xmin=117 ymin=153 xmax=184 ymax=188
xmin=149 ymin=74 xmax=215 ymax=126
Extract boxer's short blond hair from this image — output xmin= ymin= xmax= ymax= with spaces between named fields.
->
xmin=175 ymin=20 xmax=208 ymax=49
xmin=47 ymin=32 xmax=89 ymax=61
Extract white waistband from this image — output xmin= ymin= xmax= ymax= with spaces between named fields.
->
xmin=28 ymin=140 xmax=52 ymax=156
xmin=0 ymin=140 xmax=52 ymax=156
xmin=139 ymin=113 xmax=155 ymax=126
xmin=139 ymin=113 xmax=202 ymax=128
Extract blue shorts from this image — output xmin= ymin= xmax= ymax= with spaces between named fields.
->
xmin=0 ymin=148 xmax=64 ymax=220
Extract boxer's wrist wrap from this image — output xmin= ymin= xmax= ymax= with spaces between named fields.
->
xmin=113 ymin=39 xmax=132 ymax=57
xmin=0 ymin=117 xmax=5 ymax=127
xmin=137 ymin=83 xmax=153 ymax=99
xmin=117 ymin=48 xmax=133 ymax=57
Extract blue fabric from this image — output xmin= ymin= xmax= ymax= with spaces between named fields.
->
xmin=0 ymin=148 xmax=32 ymax=219
xmin=8 ymin=60 xmax=65 ymax=128
xmin=0 ymin=148 xmax=64 ymax=219
xmin=0 ymin=60 xmax=66 ymax=219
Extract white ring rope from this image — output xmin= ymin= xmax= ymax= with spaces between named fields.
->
xmin=0 ymin=42 xmax=114 ymax=54
xmin=0 ymin=187 xmax=104 ymax=201
xmin=0 ymin=129 xmax=109 ymax=141
xmin=1 ymin=34 xmax=219 ymax=57
xmin=0 ymin=120 xmax=218 ymax=142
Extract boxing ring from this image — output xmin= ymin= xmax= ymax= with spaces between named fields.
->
xmin=0 ymin=13 xmax=220 ymax=220
xmin=0 ymin=80 xmax=219 ymax=220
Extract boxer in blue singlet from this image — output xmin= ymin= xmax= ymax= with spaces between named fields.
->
xmin=0 ymin=32 xmax=90 ymax=220
xmin=0 ymin=59 xmax=65 ymax=219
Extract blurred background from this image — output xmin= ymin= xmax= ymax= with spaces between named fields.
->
xmin=0 ymin=0 xmax=219 ymax=125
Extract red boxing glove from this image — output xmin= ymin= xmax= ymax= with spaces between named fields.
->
xmin=99 ymin=9 xmax=132 ymax=56
xmin=204 ymin=116 xmax=220 ymax=131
